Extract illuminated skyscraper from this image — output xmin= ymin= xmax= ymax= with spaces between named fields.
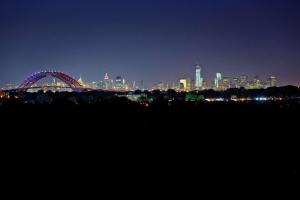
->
xmin=110 ymin=79 xmax=114 ymax=89
xmin=202 ymin=81 xmax=208 ymax=90
xmin=104 ymin=73 xmax=109 ymax=80
xmin=78 ymin=75 xmax=87 ymax=88
xmin=180 ymin=78 xmax=192 ymax=91
xmin=264 ymin=76 xmax=278 ymax=88
xmin=98 ymin=80 xmax=104 ymax=89
xmin=214 ymin=73 xmax=222 ymax=89
xmin=157 ymin=82 xmax=164 ymax=91
xmin=195 ymin=64 xmax=203 ymax=89
xmin=270 ymin=76 xmax=277 ymax=87
xmin=115 ymin=76 xmax=123 ymax=90
xmin=91 ymin=81 xmax=98 ymax=89
xmin=222 ymin=77 xmax=230 ymax=90
xmin=104 ymin=73 xmax=110 ymax=89
xmin=132 ymin=81 xmax=137 ymax=90
xmin=78 ymin=75 xmax=84 ymax=85
xmin=123 ymin=79 xmax=126 ymax=90
xmin=233 ymin=77 xmax=239 ymax=88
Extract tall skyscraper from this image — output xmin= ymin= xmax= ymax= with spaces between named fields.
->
xmin=123 ymin=79 xmax=126 ymax=89
xmin=214 ymin=73 xmax=222 ymax=89
xmin=115 ymin=76 xmax=123 ymax=90
xmin=104 ymin=73 xmax=110 ymax=89
xmin=195 ymin=64 xmax=203 ymax=89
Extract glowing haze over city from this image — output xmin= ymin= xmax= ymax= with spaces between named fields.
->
xmin=0 ymin=0 xmax=300 ymax=89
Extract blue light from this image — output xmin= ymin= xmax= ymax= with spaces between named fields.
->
xmin=255 ymin=97 xmax=267 ymax=101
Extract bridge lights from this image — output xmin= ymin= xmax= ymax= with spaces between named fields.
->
xmin=19 ymin=71 xmax=83 ymax=90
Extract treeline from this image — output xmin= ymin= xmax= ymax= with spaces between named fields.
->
xmin=135 ymin=85 xmax=300 ymax=100
xmin=0 ymin=85 xmax=299 ymax=106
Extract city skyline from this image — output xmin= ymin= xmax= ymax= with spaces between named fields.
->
xmin=1 ymin=65 xmax=280 ymax=92
xmin=0 ymin=0 xmax=300 ymax=87
xmin=0 ymin=64 xmax=287 ymax=88
xmin=0 ymin=1 xmax=298 ymax=185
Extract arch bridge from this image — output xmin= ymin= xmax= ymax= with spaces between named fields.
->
xmin=18 ymin=71 xmax=84 ymax=90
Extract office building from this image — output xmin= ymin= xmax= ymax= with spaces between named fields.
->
xmin=104 ymin=73 xmax=110 ymax=89
xmin=180 ymin=78 xmax=192 ymax=91
xmin=195 ymin=64 xmax=203 ymax=89
xmin=214 ymin=73 xmax=222 ymax=89
xmin=115 ymin=76 xmax=123 ymax=90
xmin=269 ymin=76 xmax=278 ymax=87
xmin=222 ymin=77 xmax=231 ymax=90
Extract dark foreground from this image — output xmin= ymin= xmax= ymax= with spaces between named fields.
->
xmin=0 ymin=92 xmax=298 ymax=194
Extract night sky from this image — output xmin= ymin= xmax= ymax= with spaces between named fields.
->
xmin=0 ymin=0 xmax=300 ymax=87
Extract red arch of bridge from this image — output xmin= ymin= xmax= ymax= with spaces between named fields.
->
xmin=19 ymin=71 xmax=83 ymax=89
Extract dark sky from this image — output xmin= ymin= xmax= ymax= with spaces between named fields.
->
xmin=0 ymin=0 xmax=300 ymax=87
